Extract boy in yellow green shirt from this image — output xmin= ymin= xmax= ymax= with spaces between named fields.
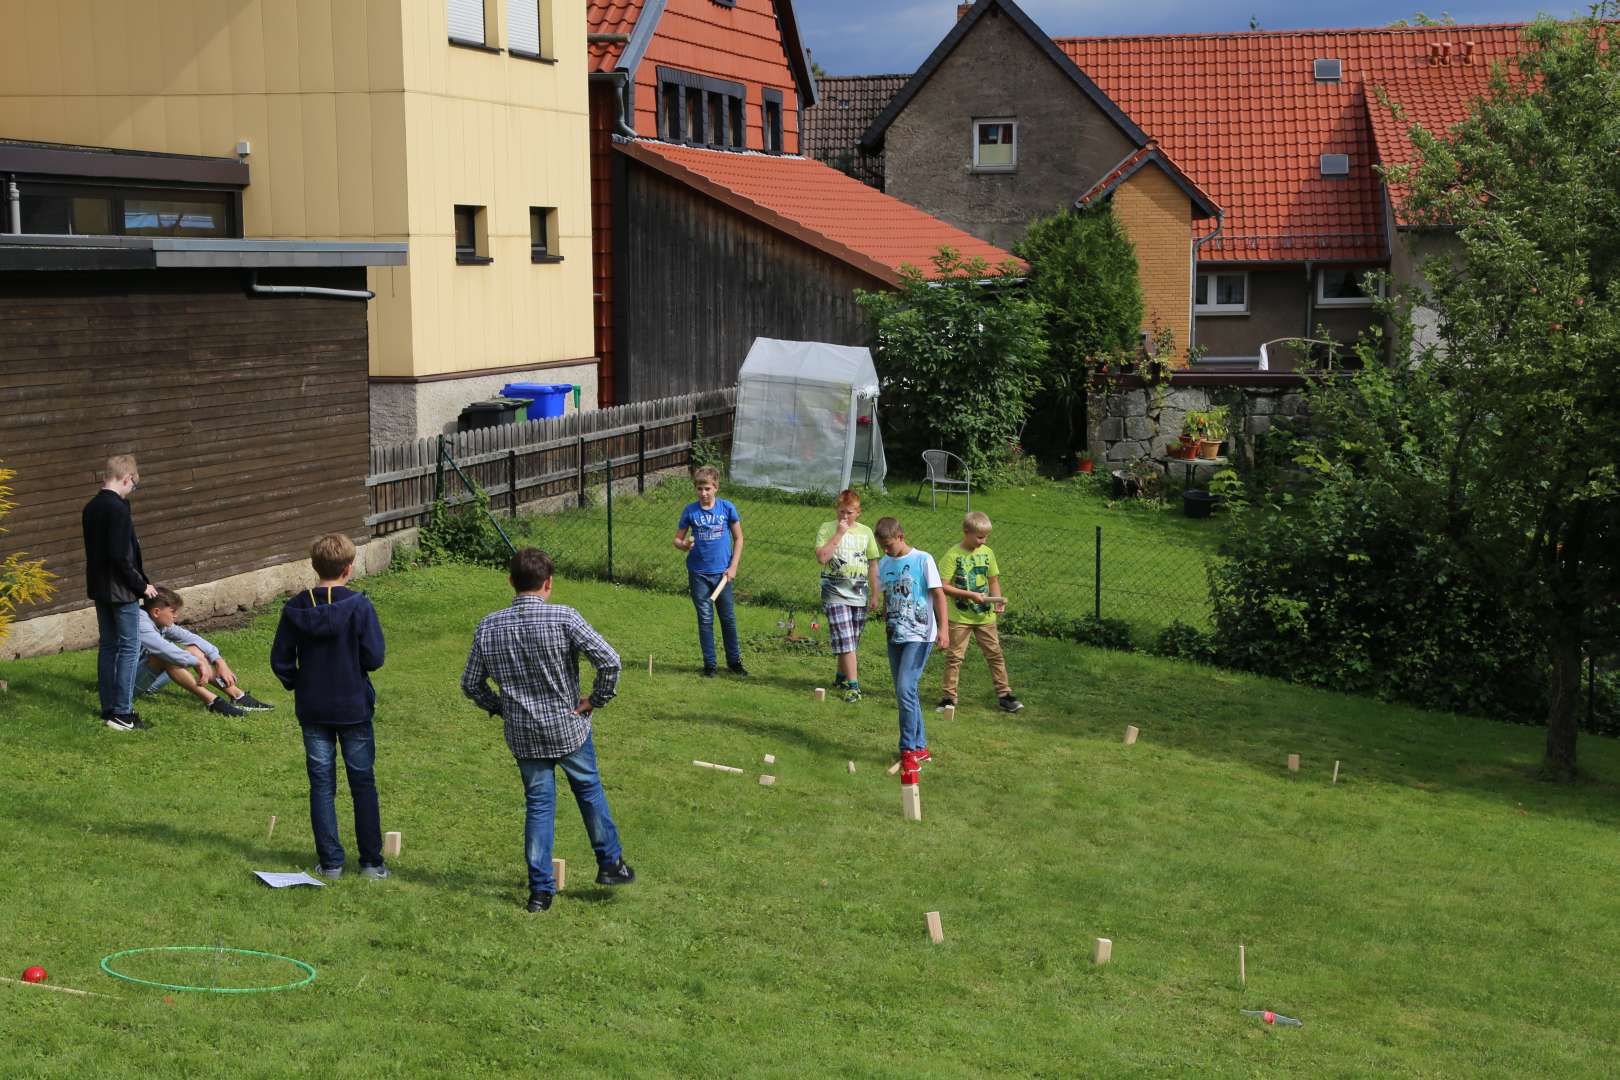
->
xmin=937 ymin=511 xmax=1023 ymax=714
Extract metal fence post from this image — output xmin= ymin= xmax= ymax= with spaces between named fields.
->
xmin=434 ymin=434 xmax=445 ymax=503
xmin=507 ymin=450 xmax=518 ymax=519
xmin=606 ymin=456 xmax=614 ymax=583
xmin=1094 ymin=525 xmax=1102 ymax=621
xmin=637 ymin=424 xmax=646 ymax=493
xmin=577 ymin=436 xmax=587 ymax=509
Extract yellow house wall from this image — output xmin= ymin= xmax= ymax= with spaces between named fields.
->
xmin=1110 ymin=164 xmax=1194 ymax=362
xmin=0 ymin=0 xmax=594 ymax=381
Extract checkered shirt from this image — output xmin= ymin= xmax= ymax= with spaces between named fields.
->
xmin=461 ymin=596 xmax=621 ymax=760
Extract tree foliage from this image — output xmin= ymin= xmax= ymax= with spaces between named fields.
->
xmin=0 ymin=460 xmax=56 ymax=644
xmin=858 ymin=248 xmax=1047 ymax=479
xmin=1212 ymin=8 xmax=1620 ymax=778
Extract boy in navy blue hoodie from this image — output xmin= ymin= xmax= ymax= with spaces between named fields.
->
xmin=271 ymin=533 xmax=388 ymax=881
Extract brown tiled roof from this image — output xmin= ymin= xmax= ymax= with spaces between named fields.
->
xmin=617 ymin=139 xmax=1021 ymax=283
xmin=586 ymin=0 xmax=648 ymax=74
xmin=1057 ymin=24 xmax=1531 ymax=262
xmin=803 ymin=74 xmax=907 ymax=189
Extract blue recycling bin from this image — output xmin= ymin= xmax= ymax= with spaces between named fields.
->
xmin=501 ymin=382 xmax=574 ymax=420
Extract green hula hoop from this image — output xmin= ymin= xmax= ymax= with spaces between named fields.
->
xmin=100 ymin=946 xmax=317 ymax=994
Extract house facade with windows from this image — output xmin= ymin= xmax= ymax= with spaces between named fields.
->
xmin=858 ymin=0 xmax=1529 ymax=368
xmin=586 ymin=0 xmax=1016 ymax=403
xmin=0 ymin=0 xmax=596 ymax=441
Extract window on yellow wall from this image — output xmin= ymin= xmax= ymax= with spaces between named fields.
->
xmin=507 ymin=0 xmax=541 ymax=56
xmin=530 ymin=207 xmax=562 ymax=263
xmin=455 ymin=205 xmax=492 ymax=264
xmin=447 ymin=0 xmax=486 ymax=46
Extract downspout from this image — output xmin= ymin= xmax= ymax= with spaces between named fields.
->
xmin=5 ymin=175 xmax=20 ymax=234
xmin=1188 ymin=210 xmax=1225 ymax=355
xmin=595 ymin=71 xmax=638 ymax=138
xmin=246 ymin=271 xmax=375 ymax=301
xmin=1303 ymin=259 xmax=1315 ymax=370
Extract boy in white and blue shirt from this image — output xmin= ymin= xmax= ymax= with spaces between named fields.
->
xmin=672 ymin=466 xmax=748 ymax=677
xmin=874 ymin=516 xmax=948 ymax=781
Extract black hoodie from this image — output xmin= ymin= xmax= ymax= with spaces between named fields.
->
xmin=270 ymin=585 xmax=385 ymax=727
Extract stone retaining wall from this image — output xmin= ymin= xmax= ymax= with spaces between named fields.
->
xmin=1 ymin=529 xmax=418 ymax=662
xmin=1087 ymin=381 xmax=1310 ymax=480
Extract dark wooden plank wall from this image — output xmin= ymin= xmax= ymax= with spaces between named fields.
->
xmin=0 ymin=268 xmax=372 ymax=619
xmin=615 ymin=159 xmax=881 ymax=403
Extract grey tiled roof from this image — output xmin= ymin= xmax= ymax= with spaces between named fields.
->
xmin=803 ymin=74 xmax=909 ymax=189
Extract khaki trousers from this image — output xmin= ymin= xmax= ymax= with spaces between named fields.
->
xmin=941 ymin=621 xmax=1011 ymax=699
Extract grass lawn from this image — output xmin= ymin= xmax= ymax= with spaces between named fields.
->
xmin=3 ymin=564 xmax=1618 ymax=1077
xmin=511 ymin=474 xmax=1221 ymax=639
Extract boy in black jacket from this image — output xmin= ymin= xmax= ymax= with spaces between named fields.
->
xmin=271 ymin=533 xmax=388 ymax=881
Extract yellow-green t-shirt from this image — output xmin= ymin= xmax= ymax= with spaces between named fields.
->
xmin=942 ymin=543 xmax=1000 ymax=624
xmin=814 ymin=520 xmax=881 ymax=607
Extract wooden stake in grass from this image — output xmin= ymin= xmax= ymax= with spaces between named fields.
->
xmin=552 ymin=858 xmax=566 ymax=890
xmin=1239 ymin=944 xmax=1246 ymax=985
xmin=902 ymin=784 xmax=922 ymax=822
xmin=383 ymin=831 xmax=402 ymax=858
xmin=1333 ymin=760 xmax=1341 ymax=784
xmin=266 ymin=815 xmax=277 ymax=841
xmin=648 ymin=655 xmax=654 ymax=676
xmin=1287 ymin=754 xmax=1300 ymax=773
xmin=847 ymin=761 xmax=857 ymax=774
xmin=0 ymin=975 xmax=106 ymax=998
xmin=693 ymin=760 xmax=744 ymax=774
xmin=1092 ymin=938 xmax=1112 ymax=965
xmin=943 ymin=704 xmax=956 ymax=722
xmin=887 ymin=759 xmax=903 ymax=776
xmin=814 ymin=687 xmax=826 ymax=701
xmin=925 ymin=911 xmax=944 ymax=944
xmin=763 ymin=754 xmax=776 ymax=765
xmin=1124 ymin=725 xmax=1139 ymax=746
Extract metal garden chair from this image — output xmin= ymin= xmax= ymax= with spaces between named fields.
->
xmin=915 ymin=449 xmax=971 ymax=511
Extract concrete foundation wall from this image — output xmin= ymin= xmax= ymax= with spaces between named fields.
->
xmin=2 ymin=529 xmax=417 ymax=662
xmin=369 ymin=362 xmax=601 ymax=444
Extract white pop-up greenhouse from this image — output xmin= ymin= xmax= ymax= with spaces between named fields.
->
xmin=729 ymin=338 xmax=888 ymax=494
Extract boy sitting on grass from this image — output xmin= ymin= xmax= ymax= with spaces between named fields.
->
xmin=136 ymin=586 xmax=272 ymax=716
xmin=938 ymin=511 xmax=1022 ymax=714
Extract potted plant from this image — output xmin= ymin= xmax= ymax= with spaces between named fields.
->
xmin=1076 ymin=451 xmax=1095 ymax=474
xmin=1180 ymin=412 xmax=1205 ymax=459
xmin=1198 ymin=405 xmax=1230 ymax=460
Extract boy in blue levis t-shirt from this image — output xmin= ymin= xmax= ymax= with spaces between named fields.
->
xmin=874 ymin=516 xmax=948 ymax=783
xmin=672 ymin=466 xmax=748 ymax=677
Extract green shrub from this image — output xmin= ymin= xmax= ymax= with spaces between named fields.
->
xmin=1001 ymin=607 xmax=1134 ymax=651
xmin=1153 ymin=620 xmax=1218 ymax=663
xmin=419 ymin=488 xmax=512 ymax=569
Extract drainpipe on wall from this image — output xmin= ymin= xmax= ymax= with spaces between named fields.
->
xmin=1303 ymin=259 xmax=1315 ymax=368
xmin=245 ymin=271 xmax=375 ymax=302
xmin=1188 ymin=210 xmax=1225 ymax=354
xmin=5 ymin=175 xmax=20 ymax=234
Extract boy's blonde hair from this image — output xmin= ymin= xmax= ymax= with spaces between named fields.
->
xmin=873 ymin=516 xmax=904 ymax=542
xmin=692 ymin=465 xmax=721 ymax=487
xmin=310 ymin=533 xmax=357 ymax=580
xmin=835 ymin=489 xmax=861 ymax=512
xmin=103 ymin=454 xmax=138 ymax=482
xmin=963 ymin=511 xmax=993 ymax=535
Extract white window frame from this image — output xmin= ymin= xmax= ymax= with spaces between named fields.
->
xmin=447 ymin=0 xmax=487 ymax=45
xmin=1195 ymin=271 xmax=1249 ymax=315
xmin=972 ymin=118 xmax=1018 ymax=172
xmin=506 ymin=0 xmax=541 ymax=57
xmin=1316 ymin=267 xmax=1383 ymax=307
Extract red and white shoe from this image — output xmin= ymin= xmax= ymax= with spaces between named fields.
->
xmin=910 ymin=747 xmax=932 ymax=768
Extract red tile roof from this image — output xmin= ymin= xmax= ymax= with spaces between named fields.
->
xmin=1367 ymin=69 xmax=1499 ymax=224
xmin=617 ymin=139 xmax=1021 ymax=283
xmin=1056 ymin=24 xmax=1530 ymax=262
xmin=587 ymin=0 xmax=648 ymax=74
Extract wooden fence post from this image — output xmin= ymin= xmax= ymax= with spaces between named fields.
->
xmin=577 ymin=435 xmax=586 ymax=509
xmin=638 ymin=424 xmax=646 ymax=493
xmin=507 ymin=450 xmax=518 ymax=519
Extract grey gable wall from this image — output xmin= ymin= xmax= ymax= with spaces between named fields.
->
xmin=882 ymin=8 xmax=1136 ymax=252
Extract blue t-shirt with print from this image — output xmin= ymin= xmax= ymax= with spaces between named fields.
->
xmin=678 ymin=498 xmax=740 ymax=574
xmin=878 ymin=549 xmax=942 ymax=644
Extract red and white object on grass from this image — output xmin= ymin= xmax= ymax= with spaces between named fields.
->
xmin=21 ymin=966 xmax=47 ymax=983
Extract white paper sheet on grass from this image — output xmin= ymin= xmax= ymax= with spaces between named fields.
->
xmin=253 ymin=871 xmax=326 ymax=888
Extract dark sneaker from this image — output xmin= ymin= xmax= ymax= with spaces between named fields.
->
xmin=526 ymin=891 xmax=554 ymax=912
xmin=935 ymin=697 xmax=956 ymax=713
xmin=232 ymin=692 xmax=275 ymax=712
xmin=842 ymin=686 xmax=863 ymax=703
xmin=702 ymin=666 xmax=717 ymax=678
xmin=998 ymin=695 xmax=1025 ymax=714
xmin=359 ymin=864 xmax=391 ymax=881
xmin=123 ymin=713 xmax=153 ymax=729
xmin=595 ymin=859 xmax=636 ymax=886
xmin=313 ymin=865 xmax=343 ymax=881
xmin=727 ymin=663 xmax=750 ymax=678
xmin=206 ymin=697 xmax=247 ymax=717
xmin=834 ymin=674 xmax=850 ymax=690
xmin=104 ymin=714 xmax=136 ymax=732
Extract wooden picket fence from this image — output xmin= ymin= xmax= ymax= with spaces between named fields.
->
xmin=366 ymin=388 xmax=737 ymax=533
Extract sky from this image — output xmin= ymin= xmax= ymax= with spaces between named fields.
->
xmin=796 ymin=1 xmax=1570 ymax=76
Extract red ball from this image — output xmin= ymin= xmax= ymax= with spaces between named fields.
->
xmin=21 ymin=966 xmax=47 ymax=983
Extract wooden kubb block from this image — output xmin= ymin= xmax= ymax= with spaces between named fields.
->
xmin=902 ymin=784 xmax=922 ymax=822
xmin=383 ymin=831 xmax=402 ymax=858
xmin=1124 ymin=725 xmax=1139 ymax=746
xmin=925 ymin=911 xmax=944 ymax=944
xmin=552 ymin=858 xmax=566 ymax=890
xmin=1287 ymin=754 xmax=1300 ymax=773
xmin=1092 ymin=938 xmax=1112 ymax=965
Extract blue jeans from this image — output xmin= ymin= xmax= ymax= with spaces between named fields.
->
xmin=887 ymin=639 xmax=934 ymax=752
xmin=94 ymin=600 xmax=141 ymax=715
xmin=302 ymin=722 xmax=383 ymax=871
xmin=688 ymin=569 xmax=741 ymax=669
xmin=517 ymin=732 xmax=623 ymax=894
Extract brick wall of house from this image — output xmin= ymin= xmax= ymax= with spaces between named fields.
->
xmin=1111 ymin=165 xmax=1192 ymax=358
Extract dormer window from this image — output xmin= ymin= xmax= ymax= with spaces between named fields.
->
xmin=1314 ymin=58 xmax=1342 ymax=82
xmin=1320 ymin=153 xmax=1350 ymax=177
xmin=658 ymin=67 xmax=746 ymax=149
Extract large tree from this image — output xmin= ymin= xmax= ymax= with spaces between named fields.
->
xmin=1387 ymin=6 xmax=1620 ymax=777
